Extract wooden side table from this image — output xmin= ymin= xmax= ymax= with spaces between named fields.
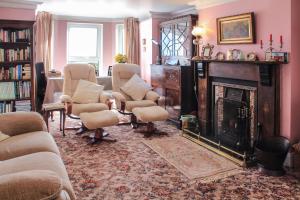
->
xmin=42 ymin=103 xmax=66 ymax=136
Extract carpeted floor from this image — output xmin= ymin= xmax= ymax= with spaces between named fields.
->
xmin=49 ymin=114 xmax=300 ymax=200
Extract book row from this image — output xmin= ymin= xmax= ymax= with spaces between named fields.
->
xmin=0 ymin=100 xmax=31 ymax=113
xmin=0 ymin=47 xmax=31 ymax=62
xmin=0 ymin=29 xmax=31 ymax=43
xmin=0 ymin=81 xmax=31 ymax=100
xmin=0 ymin=64 xmax=31 ymax=80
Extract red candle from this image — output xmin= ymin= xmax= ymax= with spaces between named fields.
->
xmin=270 ymin=34 xmax=273 ymax=42
xmin=260 ymin=40 xmax=263 ymax=46
xmin=280 ymin=35 xmax=283 ymax=44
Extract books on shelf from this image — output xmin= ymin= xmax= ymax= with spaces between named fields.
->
xmin=0 ymin=47 xmax=31 ymax=62
xmin=0 ymin=81 xmax=31 ymax=100
xmin=0 ymin=28 xmax=31 ymax=43
xmin=15 ymin=100 xmax=31 ymax=112
xmin=0 ymin=64 xmax=31 ymax=80
xmin=0 ymin=101 xmax=13 ymax=113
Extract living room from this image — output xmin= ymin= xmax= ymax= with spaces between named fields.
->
xmin=0 ymin=0 xmax=300 ymax=199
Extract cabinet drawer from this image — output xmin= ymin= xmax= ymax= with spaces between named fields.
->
xmin=165 ymin=69 xmax=180 ymax=89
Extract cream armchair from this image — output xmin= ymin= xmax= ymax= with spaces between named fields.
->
xmin=61 ymin=64 xmax=110 ymax=133
xmin=112 ymin=63 xmax=160 ymax=126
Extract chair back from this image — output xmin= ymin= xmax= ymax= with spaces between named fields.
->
xmin=35 ymin=62 xmax=47 ymax=112
xmin=112 ymin=63 xmax=140 ymax=92
xmin=63 ymin=64 xmax=96 ymax=97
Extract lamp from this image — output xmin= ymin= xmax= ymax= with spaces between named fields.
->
xmin=152 ymin=39 xmax=162 ymax=65
xmin=191 ymin=25 xmax=205 ymax=60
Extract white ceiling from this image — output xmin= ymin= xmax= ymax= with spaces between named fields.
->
xmin=0 ymin=0 xmax=238 ymax=19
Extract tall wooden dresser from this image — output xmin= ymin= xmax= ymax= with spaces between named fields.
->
xmin=151 ymin=64 xmax=197 ymax=126
xmin=150 ymin=14 xmax=198 ymax=126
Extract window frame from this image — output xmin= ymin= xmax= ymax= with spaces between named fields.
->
xmin=115 ymin=23 xmax=125 ymax=55
xmin=67 ymin=22 xmax=103 ymax=68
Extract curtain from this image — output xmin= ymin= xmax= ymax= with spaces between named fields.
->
xmin=34 ymin=11 xmax=53 ymax=73
xmin=124 ymin=17 xmax=140 ymax=65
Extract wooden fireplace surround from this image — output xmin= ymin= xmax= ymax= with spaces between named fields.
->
xmin=195 ymin=60 xmax=286 ymax=140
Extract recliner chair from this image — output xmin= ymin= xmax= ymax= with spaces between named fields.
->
xmin=111 ymin=63 xmax=160 ymax=126
xmin=60 ymin=64 xmax=110 ymax=133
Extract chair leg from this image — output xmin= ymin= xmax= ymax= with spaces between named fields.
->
xmin=87 ymin=128 xmax=117 ymax=145
xmin=75 ymin=123 xmax=88 ymax=135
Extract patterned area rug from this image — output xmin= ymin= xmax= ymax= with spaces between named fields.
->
xmin=143 ymin=136 xmax=241 ymax=180
xmin=48 ymin=114 xmax=300 ymax=200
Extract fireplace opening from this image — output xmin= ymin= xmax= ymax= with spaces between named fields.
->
xmin=212 ymin=82 xmax=257 ymax=154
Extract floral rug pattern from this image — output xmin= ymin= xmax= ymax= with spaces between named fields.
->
xmin=49 ymin=115 xmax=300 ymax=200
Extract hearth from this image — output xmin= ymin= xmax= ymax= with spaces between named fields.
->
xmin=213 ymin=82 xmax=257 ymax=154
xmin=182 ymin=60 xmax=286 ymax=166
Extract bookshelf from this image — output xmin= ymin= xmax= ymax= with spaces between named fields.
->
xmin=0 ymin=20 xmax=34 ymax=113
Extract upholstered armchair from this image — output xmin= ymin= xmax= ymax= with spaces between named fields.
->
xmin=112 ymin=63 xmax=160 ymax=126
xmin=60 ymin=64 xmax=110 ymax=133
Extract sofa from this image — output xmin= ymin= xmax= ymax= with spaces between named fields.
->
xmin=0 ymin=112 xmax=76 ymax=200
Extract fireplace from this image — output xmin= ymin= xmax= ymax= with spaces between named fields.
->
xmin=213 ymin=82 xmax=257 ymax=154
xmin=181 ymin=60 xmax=285 ymax=166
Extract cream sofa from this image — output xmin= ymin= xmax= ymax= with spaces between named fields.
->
xmin=0 ymin=112 xmax=76 ymax=200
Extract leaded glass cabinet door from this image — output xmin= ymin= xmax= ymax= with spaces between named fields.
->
xmin=174 ymin=20 xmax=191 ymax=58
xmin=161 ymin=24 xmax=173 ymax=57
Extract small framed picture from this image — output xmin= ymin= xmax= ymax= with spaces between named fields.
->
xmin=265 ymin=51 xmax=272 ymax=61
xmin=271 ymin=52 xmax=289 ymax=62
xmin=215 ymin=52 xmax=226 ymax=60
xmin=201 ymin=44 xmax=214 ymax=59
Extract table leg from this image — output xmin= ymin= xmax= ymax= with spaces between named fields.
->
xmin=62 ymin=110 xmax=66 ymax=137
xmin=44 ymin=110 xmax=49 ymax=131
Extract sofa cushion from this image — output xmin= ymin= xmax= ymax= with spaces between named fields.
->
xmin=72 ymin=79 xmax=104 ymax=104
xmin=0 ymin=131 xmax=60 ymax=161
xmin=0 ymin=152 xmax=76 ymax=200
xmin=0 ymin=170 xmax=62 ymax=200
xmin=125 ymin=100 xmax=156 ymax=112
xmin=72 ymin=102 xmax=108 ymax=116
xmin=0 ymin=131 xmax=9 ymax=142
xmin=120 ymin=74 xmax=151 ymax=101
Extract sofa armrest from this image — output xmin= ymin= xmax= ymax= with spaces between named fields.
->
xmin=112 ymin=91 xmax=126 ymax=109
xmin=60 ymin=95 xmax=73 ymax=103
xmin=0 ymin=170 xmax=63 ymax=200
xmin=145 ymin=90 xmax=160 ymax=102
xmin=100 ymin=92 xmax=111 ymax=104
xmin=0 ymin=112 xmax=47 ymax=136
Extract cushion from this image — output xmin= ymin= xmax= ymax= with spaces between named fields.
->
xmin=0 ymin=152 xmax=76 ymax=200
xmin=132 ymin=106 xmax=169 ymax=122
xmin=72 ymin=103 xmax=108 ymax=116
xmin=125 ymin=100 xmax=156 ymax=112
xmin=0 ymin=170 xmax=62 ymax=200
xmin=80 ymin=110 xmax=119 ymax=129
xmin=72 ymin=79 xmax=104 ymax=104
xmin=0 ymin=131 xmax=60 ymax=161
xmin=0 ymin=131 xmax=9 ymax=142
xmin=120 ymin=74 xmax=151 ymax=100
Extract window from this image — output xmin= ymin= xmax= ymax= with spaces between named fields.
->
xmin=67 ymin=23 xmax=103 ymax=74
xmin=115 ymin=24 xmax=124 ymax=54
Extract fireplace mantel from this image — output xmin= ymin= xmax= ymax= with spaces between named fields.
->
xmin=182 ymin=60 xmax=287 ymax=166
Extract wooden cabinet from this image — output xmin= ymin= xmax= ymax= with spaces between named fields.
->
xmin=151 ymin=64 xmax=197 ymax=126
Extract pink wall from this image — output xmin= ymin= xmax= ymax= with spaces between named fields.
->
xmin=52 ymin=20 xmax=117 ymax=75
xmin=139 ymin=18 xmax=153 ymax=82
xmin=0 ymin=7 xmax=35 ymax=21
xmin=139 ymin=18 xmax=163 ymax=83
xmin=198 ymin=0 xmax=299 ymax=141
xmin=290 ymin=0 xmax=300 ymax=142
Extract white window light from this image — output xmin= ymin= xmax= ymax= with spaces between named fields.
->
xmin=67 ymin=22 xmax=103 ymax=75
xmin=115 ymin=24 xmax=125 ymax=55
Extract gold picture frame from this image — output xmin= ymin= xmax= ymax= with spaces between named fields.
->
xmin=201 ymin=44 xmax=214 ymax=60
xmin=217 ymin=12 xmax=256 ymax=44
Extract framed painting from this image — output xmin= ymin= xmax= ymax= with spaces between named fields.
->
xmin=217 ymin=12 xmax=255 ymax=44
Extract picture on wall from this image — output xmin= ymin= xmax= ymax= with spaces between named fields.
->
xmin=217 ymin=12 xmax=256 ymax=44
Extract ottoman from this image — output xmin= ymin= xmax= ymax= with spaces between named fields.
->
xmin=132 ymin=106 xmax=169 ymax=137
xmin=80 ymin=110 xmax=119 ymax=144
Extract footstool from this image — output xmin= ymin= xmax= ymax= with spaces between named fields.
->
xmin=132 ymin=106 xmax=169 ymax=137
xmin=80 ymin=110 xmax=119 ymax=144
